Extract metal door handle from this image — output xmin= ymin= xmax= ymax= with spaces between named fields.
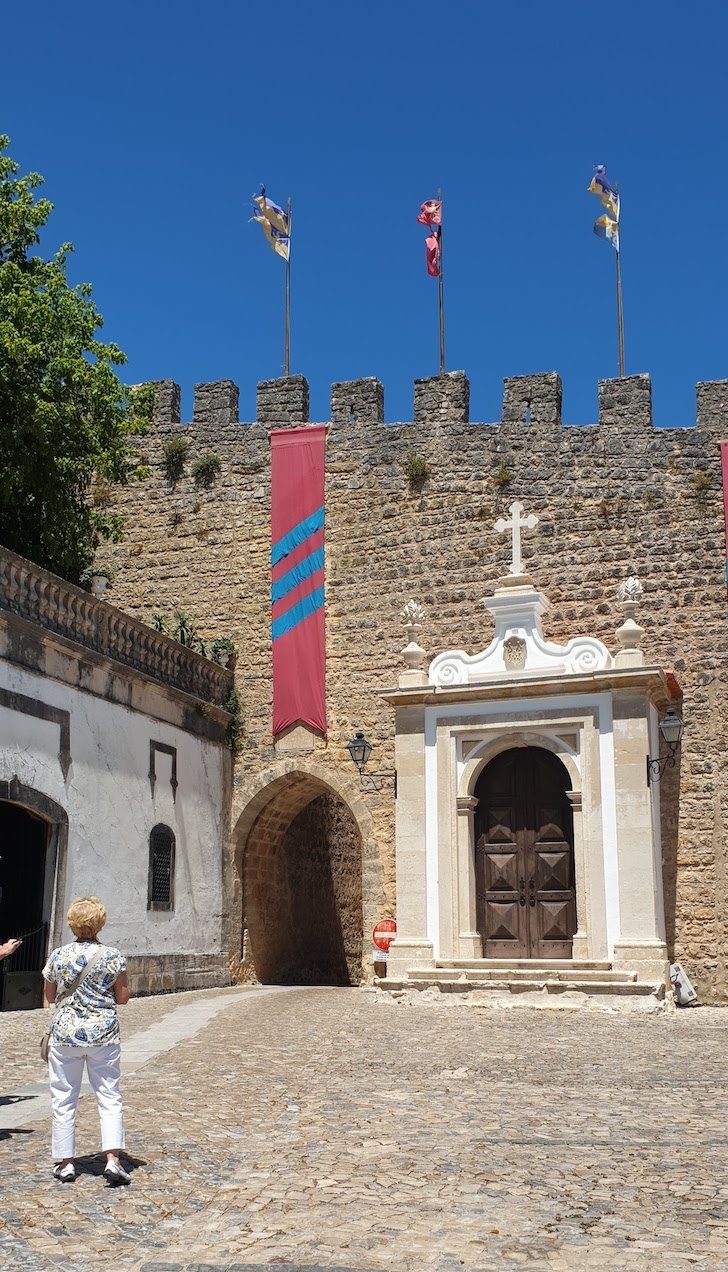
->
xmin=529 ymin=877 xmax=536 ymax=907
xmin=518 ymin=879 xmax=526 ymax=907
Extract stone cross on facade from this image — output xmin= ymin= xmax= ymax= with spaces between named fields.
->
xmin=494 ymin=500 xmax=538 ymax=577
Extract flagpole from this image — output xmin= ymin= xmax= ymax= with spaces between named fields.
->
xmin=437 ymin=188 xmax=445 ymax=375
xmin=615 ymin=240 xmax=625 ymax=378
xmin=284 ymin=197 xmax=292 ymax=377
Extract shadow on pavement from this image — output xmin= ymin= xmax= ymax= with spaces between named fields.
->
xmin=75 ymin=1151 xmax=147 ymax=1178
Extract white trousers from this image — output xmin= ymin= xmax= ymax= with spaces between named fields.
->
xmin=48 ymin=1042 xmax=125 ymax=1160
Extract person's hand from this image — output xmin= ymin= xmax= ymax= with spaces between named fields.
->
xmin=0 ymin=938 xmax=22 ymax=961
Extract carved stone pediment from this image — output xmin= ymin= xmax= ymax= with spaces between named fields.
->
xmin=429 ymin=582 xmax=612 ymax=687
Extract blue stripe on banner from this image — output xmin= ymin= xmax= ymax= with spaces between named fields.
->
xmin=271 ymin=586 xmax=325 ymax=642
xmin=271 ymin=547 xmax=324 ymax=604
xmin=271 ymin=506 xmax=325 ymax=567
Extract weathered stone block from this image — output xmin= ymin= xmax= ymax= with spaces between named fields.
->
xmin=331 ymin=378 xmax=384 ymax=424
xmin=696 ymin=380 xmax=728 ymax=433
xmin=152 ymin=380 xmax=181 ymax=424
xmin=193 ymin=380 xmax=239 ymax=426
xmin=502 ymin=372 xmax=562 ymax=425
xmin=598 ymin=374 xmax=653 ymax=429
xmin=413 ymin=371 xmax=469 ymax=423
xmin=257 ymin=375 xmax=309 ymax=425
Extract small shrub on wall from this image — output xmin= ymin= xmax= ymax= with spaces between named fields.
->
xmin=192 ymin=453 xmax=222 ymax=488
xmin=163 ymin=436 xmax=189 ymax=482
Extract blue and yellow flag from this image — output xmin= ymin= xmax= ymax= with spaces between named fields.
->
xmin=251 ymin=187 xmax=290 ymax=261
xmin=589 ymin=164 xmax=620 ymax=251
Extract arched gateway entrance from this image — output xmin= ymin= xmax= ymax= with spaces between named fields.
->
xmin=234 ymin=766 xmax=376 ymax=986
xmin=474 ymin=747 xmax=576 ymax=959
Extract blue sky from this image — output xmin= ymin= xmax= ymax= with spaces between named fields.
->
xmin=3 ymin=2 xmax=726 ymax=425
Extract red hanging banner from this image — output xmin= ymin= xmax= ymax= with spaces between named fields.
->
xmin=270 ymin=425 xmax=327 ymax=737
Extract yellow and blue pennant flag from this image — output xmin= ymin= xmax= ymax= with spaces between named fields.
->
xmin=588 ymin=164 xmax=620 ymax=251
xmin=251 ymin=186 xmax=290 ymax=260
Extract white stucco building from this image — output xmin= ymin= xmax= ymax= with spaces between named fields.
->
xmin=0 ymin=548 xmax=233 ymax=1009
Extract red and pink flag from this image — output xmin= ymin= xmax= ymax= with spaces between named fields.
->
xmin=270 ymin=426 xmax=327 ymax=737
xmin=418 ymin=199 xmax=442 ymax=276
xmin=425 ymin=231 xmax=441 ymax=277
xmin=417 ymin=199 xmax=442 ymax=227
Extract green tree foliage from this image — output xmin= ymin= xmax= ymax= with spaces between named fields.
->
xmin=0 ymin=135 xmax=147 ymax=581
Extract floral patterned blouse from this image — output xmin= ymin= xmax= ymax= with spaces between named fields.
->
xmin=42 ymin=942 xmax=126 ymax=1047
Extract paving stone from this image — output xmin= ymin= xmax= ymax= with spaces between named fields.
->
xmin=1 ymin=987 xmax=727 ymax=1270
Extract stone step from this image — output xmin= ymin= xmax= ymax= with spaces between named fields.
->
xmin=408 ymin=966 xmax=637 ymax=985
xmin=435 ymin=958 xmax=613 ymax=971
xmin=378 ymin=976 xmax=663 ymax=998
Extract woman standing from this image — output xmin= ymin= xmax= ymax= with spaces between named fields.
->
xmin=42 ymin=897 xmax=130 ymax=1185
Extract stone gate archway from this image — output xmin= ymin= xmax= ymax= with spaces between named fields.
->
xmin=232 ymin=763 xmax=382 ymax=986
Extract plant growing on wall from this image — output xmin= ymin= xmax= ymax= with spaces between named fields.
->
xmin=192 ymin=452 xmax=222 ymax=488
xmin=0 ymin=135 xmax=148 ymax=583
xmin=225 ymin=685 xmax=243 ymax=754
xmin=172 ymin=610 xmax=200 ymax=648
xmin=163 ymin=436 xmax=189 ymax=483
xmin=493 ymin=459 xmax=512 ymax=489
xmin=688 ymin=468 xmax=712 ymax=504
xmin=405 ymin=454 xmax=430 ymax=488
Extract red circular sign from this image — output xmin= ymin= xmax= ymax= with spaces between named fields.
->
xmin=372 ymin=919 xmax=397 ymax=952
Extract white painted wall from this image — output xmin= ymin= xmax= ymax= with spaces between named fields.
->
xmin=0 ymin=659 xmax=226 ymax=955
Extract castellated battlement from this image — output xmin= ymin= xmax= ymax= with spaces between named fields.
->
xmin=147 ymin=370 xmax=728 ymax=435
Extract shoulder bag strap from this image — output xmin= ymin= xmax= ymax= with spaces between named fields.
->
xmin=53 ymin=947 xmax=104 ymax=1013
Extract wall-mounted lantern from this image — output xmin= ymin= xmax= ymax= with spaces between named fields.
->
xmin=345 ymin=731 xmax=396 ymax=795
xmin=646 ymin=708 xmax=684 ymax=784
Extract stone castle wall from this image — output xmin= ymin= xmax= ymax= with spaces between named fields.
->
xmin=99 ymin=369 xmax=728 ymax=1001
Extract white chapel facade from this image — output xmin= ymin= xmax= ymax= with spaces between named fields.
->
xmin=382 ymin=502 xmax=675 ymax=1002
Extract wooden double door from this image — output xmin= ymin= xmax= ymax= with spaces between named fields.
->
xmin=474 ymin=747 xmax=576 ymax=959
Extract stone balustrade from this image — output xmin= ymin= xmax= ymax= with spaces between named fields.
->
xmin=0 ymin=548 xmax=234 ymax=709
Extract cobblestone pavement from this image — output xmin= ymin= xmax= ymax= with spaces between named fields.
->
xmin=1 ymin=986 xmax=727 ymax=1272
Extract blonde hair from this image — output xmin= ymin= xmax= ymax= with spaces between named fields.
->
xmin=67 ymin=897 xmax=107 ymax=942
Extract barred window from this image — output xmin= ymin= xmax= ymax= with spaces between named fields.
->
xmin=148 ymin=824 xmax=175 ymax=911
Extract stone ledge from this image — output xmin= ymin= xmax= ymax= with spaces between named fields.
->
xmin=127 ymin=953 xmax=231 ymax=997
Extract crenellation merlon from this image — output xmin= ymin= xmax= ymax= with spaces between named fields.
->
xmin=331 ymin=378 xmax=384 ymax=424
xmin=257 ymin=375 xmax=309 ymax=425
xmin=503 ymin=373 xmax=562 ymax=426
xmin=696 ymin=379 xmax=728 ymax=433
xmin=413 ymin=370 xmax=470 ymax=423
xmin=598 ymin=374 xmax=652 ymax=429
xmin=194 ymin=380 xmax=239 ymax=426
xmin=152 ymin=379 xmax=181 ymax=424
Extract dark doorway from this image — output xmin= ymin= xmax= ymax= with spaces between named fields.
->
xmin=474 ymin=747 xmax=576 ymax=959
xmin=0 ymin=801 xmax=51 ymax=1009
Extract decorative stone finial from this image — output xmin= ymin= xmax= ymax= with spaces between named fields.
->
xmin=399 ymin=600 xmax=428 ymax=687
xmin=402 ymin=600 xmax=426 ymax=628
xmin=615 ymin=575 xmax=645 ymax=668
xmin=617 ymin=576 xmax=644 ymax=604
